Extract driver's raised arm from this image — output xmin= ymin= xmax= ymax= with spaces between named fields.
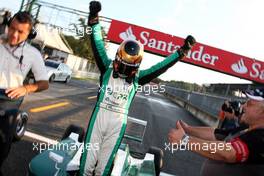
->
xmin=88 ymin=1 xmax=111 ymax=74
xmin=138 ymin=35 xmax=196 ymax=85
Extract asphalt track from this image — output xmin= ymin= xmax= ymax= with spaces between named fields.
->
xmin=1 ymin=79 xmax=205 ymax=176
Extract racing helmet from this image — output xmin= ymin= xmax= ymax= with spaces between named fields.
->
xmin=114 ymin=39 xmax=144 ymax=78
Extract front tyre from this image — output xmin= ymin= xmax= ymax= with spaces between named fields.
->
xmin=49 ymin=74 xmax=55 ymax=82
xmin=64 ymin=76 xmax=71 ymax=84
xmin=148 ymin=146 xmax=164 ymax=176
xmin=62 ymin=125 xmax=85 ymax=143
xmin=13 ymin=111 xmax=28 ymax=141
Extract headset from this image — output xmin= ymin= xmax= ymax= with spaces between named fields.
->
xmin=4 ymin=11 xmax=37 ymax=68
xmin=7 ymin=11 xmax=37 ymax=40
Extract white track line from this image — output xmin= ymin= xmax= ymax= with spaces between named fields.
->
xmin=87 ymin=95 xmax=97 ymax=100
xmin=24 ymin=131 xmax=58 ymax=145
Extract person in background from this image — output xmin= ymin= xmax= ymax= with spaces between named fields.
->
xmin=0 ymin=10 xmax=11 ymax=35
xmin=168 ymin=88 xmax=264 ymax=176
xmin=0 ymin=11 xmax=49 ymax=175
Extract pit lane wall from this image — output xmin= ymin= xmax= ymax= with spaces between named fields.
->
xmin=164 ymin=86 xmax=229 ymax=127
xmin=66 ymin=54 xmax=100 ymax=80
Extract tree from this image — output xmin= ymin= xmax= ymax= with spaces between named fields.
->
xmin=63 ymin=17 xmax=107 ymax=62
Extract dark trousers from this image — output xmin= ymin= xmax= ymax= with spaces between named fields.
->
xmin=0 ymin=89 xmax=23 ymax=175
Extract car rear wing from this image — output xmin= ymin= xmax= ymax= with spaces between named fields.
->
xmin=123 ymin=116 xmax=147 ymax=143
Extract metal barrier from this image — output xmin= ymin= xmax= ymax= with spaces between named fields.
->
xmin=164 ymin=86 xmax=245 ymax=125
xmin=188 ymin=92 xmax=227 ymax=117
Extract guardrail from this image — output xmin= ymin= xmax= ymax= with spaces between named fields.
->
xmin=72 ymin=71 xmax=100 ymax=80
xmin=164 ymin=86 xmax=245 ymax=126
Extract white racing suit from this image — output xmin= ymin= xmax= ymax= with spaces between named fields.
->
xmin=79 ymin=22 xmax=185 ymax=176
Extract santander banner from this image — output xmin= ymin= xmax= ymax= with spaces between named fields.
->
xmin=107 ymin=19 xmax=264 ymax=84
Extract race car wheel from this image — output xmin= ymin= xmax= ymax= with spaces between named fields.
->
xmin=148 ymin=146 xmax=164 ymax=176
xmin=13 ymin=111 xmax=28 ymax=141
xmin=61 ymin=125 xmax=85 ymax=142
xmin=67 ymin=171 xmax=78 ymax=176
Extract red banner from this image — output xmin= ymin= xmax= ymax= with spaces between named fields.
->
xmin=107 ymin=19 xmax=264 ymax=84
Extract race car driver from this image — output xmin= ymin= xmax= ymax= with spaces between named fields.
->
xmin=79 ymin=1 xmax=196 ymax=175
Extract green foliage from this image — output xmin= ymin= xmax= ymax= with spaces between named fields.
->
xmin=63 ymin=18 xmax=106 ymax=62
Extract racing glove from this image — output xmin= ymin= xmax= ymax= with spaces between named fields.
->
xmin=178 ymin=35 xmax=196 ymax=58
xmin=88 ymin=1 xmax=101 ymax=25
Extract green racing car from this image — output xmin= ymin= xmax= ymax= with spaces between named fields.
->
xmin=28 ymin=117 xmax=163 ymax=176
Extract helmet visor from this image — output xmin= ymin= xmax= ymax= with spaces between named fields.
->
xmin=116 ymin=59 xmax=139 ymax=77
